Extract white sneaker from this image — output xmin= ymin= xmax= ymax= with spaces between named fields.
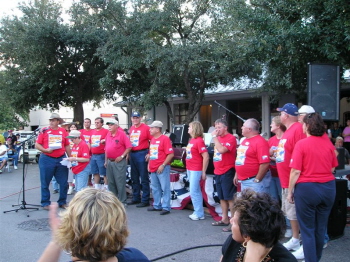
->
xmin=284 ymin=228 xmax=292 ymax=238
xmin=67 ymin=187 xmax=74 ymax=195
xmin=189 ymin=214 xmax=205 ymax=221
xmin=14 ymin=165 xmax=18 ymax=170
xmin=323 ymin=242 xmax=328 ymax=249
xmin=292 ymin=245 xmax=304 ymax=259
xmin=283 ymin=238 xmax=300 ymax=251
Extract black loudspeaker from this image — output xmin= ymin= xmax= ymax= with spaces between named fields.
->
xmin=327 ymin=179 xmax=347 ymax=239
xmin=206 ymin=147 xmax=215 ymax=175
xmin=172 ymin=125 xmax=189 ymax=145
xmin=336 ymin=147 xmax=345 ymax=170
xmin=307 ymin=63 xmax=340 ymax=121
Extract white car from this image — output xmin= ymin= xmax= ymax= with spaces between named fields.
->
xmin=18 ymin=147 xmax=41 ymax=163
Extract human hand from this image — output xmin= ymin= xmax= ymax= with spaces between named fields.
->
xmin=49 ymin=203 xmax=61 ymax=239
xmin=201 ymin=172 xmax=207 ymax=180
xmin=233 ymin=175 xmax=238 ymax=186
xmin=287 ymin=192 xmax=294 ymax=204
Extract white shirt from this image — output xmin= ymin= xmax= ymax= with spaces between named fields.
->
xmin=0 ymin=145 xmax=8 ymax=158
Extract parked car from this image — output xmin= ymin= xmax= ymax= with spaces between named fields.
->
xmin=16 ymin=133 xmax=41 ymax=163
xmin=18 ymin=148 xmax=41 ymax=163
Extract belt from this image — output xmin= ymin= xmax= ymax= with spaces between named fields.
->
xmin=92 ymin=153 xmax=104 ymax=155
xmin=131 ymin=149 xmax=148 ymax=153
xmin=46 ymin=154 xmax=65 ymax=159
xmin=108 ymin=158 xmax=124 ymax=161
xmin=238 ymin=175 xmax=256 ymax=182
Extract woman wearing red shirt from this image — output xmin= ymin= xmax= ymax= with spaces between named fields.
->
xmin=288 ymin=113 xmax=337 ymax=262
xmin=186 ymin=121 xmax=209 ymax=221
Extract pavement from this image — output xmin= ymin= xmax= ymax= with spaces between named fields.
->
xmin=0 ymin=162 xmax=349 ymax=262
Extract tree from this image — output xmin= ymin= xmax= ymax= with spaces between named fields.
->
xmin=0 ymin=0 xmax=109 ymax=124
xmin=96 ymin=0 xmax=261 ymax=124
xmin=215 ymin=0 xmax=350 ymax=101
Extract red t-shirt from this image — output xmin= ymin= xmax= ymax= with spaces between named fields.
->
xmin=213 ymin=133 xmax=237 ymax=175
xmin=71 ymin=140 xmax=90 ymax=174
xmin=268 ymin=135 xmax=280 ymax=178
xmin=105 ymin=130 xmax=132 ymax=159
xmin=185 ymin=137 xmax=208 ymax=171
xmin=149 ymin=135 xmax=173 ymax=172
xmin=235 ymin=135 xmax=270 ymax=180
xmin=80 ymin=129 xmax=93 ymax=146
xmin=90 ymin=128 xmax=109 ymax=154
xmin=36 ymin=127 xmax=69 ymax=158
xmin=276 ymin=122 xmax=306 ymax=188
xmin=290 ymin=136 xmax=337 ymax=183
xmin=129 ymin=123 xmax=152 ymax=151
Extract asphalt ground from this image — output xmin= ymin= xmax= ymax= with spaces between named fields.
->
xmin=0 ymin=162 xmax=349 ymax=262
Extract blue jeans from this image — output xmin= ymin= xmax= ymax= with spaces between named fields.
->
xmin=269 ymin=174 xmax=282 ymax=203
xmin=51 ymin=177 xmax=59 ymax=191
xmin=8 ymin=153 xmax=19 ymax=166
xmin=39 ymin=154 xmax=68 ymax=206
xmin=130 ymin=150 xmax=150 ymax=203
xmin=241 ymin=171 xmax=271 ymax=193
xmin=90 ymin=153 xmax=106 ymax=176
xmin=295 ymin=181 xmax=335 ymax=262
xmin=150 ymin=165 xmax=171 ymax=211
xmin=187 ymin=170 xmax=204 ymax=217
xmin=74 ymin=163 xmax=91 ymax=192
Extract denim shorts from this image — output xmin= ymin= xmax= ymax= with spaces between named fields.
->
xmin=90 ymin=153 xmax=106 ymax=176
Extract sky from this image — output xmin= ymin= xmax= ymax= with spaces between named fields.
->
xmin=0 ymin=0 xmax=74 ymax=19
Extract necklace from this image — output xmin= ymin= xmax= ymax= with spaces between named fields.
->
xmin=235 ymin=245 xmax=274 ymax=262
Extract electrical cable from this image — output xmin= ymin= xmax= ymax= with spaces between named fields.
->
xmin=150 ymin=244 xmax=223 ymax=261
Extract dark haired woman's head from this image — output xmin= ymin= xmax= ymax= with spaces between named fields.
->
xmin=303 ymin=113 xmax=325 ymax=136
xmin=231 ymin=189 xmax=285 ymax=248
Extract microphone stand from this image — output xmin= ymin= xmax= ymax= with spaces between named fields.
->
xmin=214 ymin=100 xmax=246 ymax=122
xmin=3 ymin=133 xmax=41 ymax=217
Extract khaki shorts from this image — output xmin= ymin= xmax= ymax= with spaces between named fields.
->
xmin=281 ymin=188 xmax=297 ymax=220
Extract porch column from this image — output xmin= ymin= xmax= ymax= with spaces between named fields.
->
xmin=261 ymin=93 xmax=270 ymax=139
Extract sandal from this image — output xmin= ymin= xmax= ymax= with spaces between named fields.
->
xmin=212 ymin=220 xmax=230 ymax=226
xmin=222 ymin=225 xmax=232 ymax=232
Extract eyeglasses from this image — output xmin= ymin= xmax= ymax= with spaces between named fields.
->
xmin=307 ymin=113 xmax=315 ymax=118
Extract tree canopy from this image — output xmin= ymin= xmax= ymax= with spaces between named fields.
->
xmin=0 ymin=0 xmax=349 ymax=127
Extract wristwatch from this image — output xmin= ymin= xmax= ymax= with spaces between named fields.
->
xmin=161 ymin=164 xmax=166 ymax=167
xmin=254 ymin=178 xmax=260 ymax=183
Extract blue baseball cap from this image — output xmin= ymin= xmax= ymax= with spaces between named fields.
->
xmin=277 ymin=103 xmax=298 ymax=116
xmin=131 ymin=111 xmax=141 ymax=117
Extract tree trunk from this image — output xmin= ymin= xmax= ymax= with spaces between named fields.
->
xmin=163 ymin=100 xmax=174 ymax=127
xmin=73 ymin=102 xmax=84 ymax=128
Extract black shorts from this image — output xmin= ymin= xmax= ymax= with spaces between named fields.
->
xmin=214 ymin=168 xmax=236 ymax=200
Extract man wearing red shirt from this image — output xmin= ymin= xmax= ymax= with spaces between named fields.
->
xmin=105 ymin=119 xmax=132 ymax=205
xmin=147 ymin=121 xmax=174 ymax=215
xmin=210 ymin=119 xmax=237 ymax=228
xmin=276 ymin=103 xmax=306 ymax=252
xmin=90 ymin=117 xmax=109 ymax=189
xmin=234 ymin=118 xmax=270 ymax=193
xmin=128 ymin=111 xmax=153 ymax=207
xmin=35 ymin=113 xmax=71 ymax=210
xmin=80 ymin=118 xmax=93 ymax=147
xmin=65 ymin=130 xmax=91 ymax=192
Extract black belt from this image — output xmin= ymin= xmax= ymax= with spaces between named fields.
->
xmin=131 ymin=149 xmax=148 ymax=153
xmin=46 ymin=154 xmax=65 ymax=159
xmin=239 ymin=175 xmax=256 ymax=181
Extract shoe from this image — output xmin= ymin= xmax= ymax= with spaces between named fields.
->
xmin=128 ymin=200 xmax=141 ymax=205
xmin=284 ymin=228 xmax=292 ymax=238
xmin=52 ymin=189 xmax=59 ymax=194
xmin=292 ymin=245 xmax=304 ymax=259
xmin=136 ymin=202 xmax=150 ymax=208
xmin=67 ymin=187 xmax=74 ymax=195
xmin=323 ymin=242 xmax=328 ymax=249
xmin=59 ymin=204 xmax=68 ymax=209
xmin=42 ymin=206 xmax=50 ymax=211
xmin=147 ymin=206 xmax=162 ymax=211
xmin=189 ymin=214 xmax=205 ymax=221
xmin=14 ymin=165 xmax=18 ymax=170
xmin=283 ymin=238 xmax=300 ymax=251
xmin=160 ymin=209 xmax=170 ymax=215
xmin=0 ymin=169 xmax=2 ymax=174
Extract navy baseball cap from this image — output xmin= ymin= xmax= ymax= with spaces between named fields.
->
xmin=277 ymin=103 xmax=298 ymax=116
xmin=132 ymin=111 xmax=141 ymax=117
